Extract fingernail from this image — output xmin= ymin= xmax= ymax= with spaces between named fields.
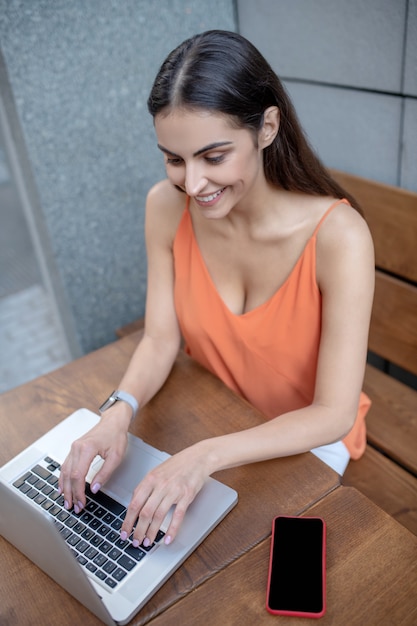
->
xmin=91 ymin=482 xmax=101 ymax=494
xmin=58 ymin=486 xmax=62 ymax=495
xmin=64 ymin=500 xmax=69 ymax=510
xmin=120 ymin=531 xmax=128 ymax=541
xmin=143 ymin=537 xmax=151 ymax=548
xmin=164 ymin=535 xmax=172 ymax=545
xmin=132 ymin=538 xmax=140 ymax=548
xmin=74 ymin=504 xmax=80 ymax=514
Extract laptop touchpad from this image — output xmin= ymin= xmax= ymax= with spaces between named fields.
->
xmin=90 ymin=435 xmax=170 ymax=506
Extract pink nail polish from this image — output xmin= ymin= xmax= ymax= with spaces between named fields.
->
xmin=64 ymin=500 xmax=69 ymax=510
xmin=91 ymin=482 xmax=101 ymax=494
xmin=143 ymin=537 xmax=151 ymax=548
xmin=132 ymin=538 xmax=140 ymax=548
xmin=164 ymin=535 xmax=172 ymax=545
xmin=120 ymin=531 xmax=128 ymax=541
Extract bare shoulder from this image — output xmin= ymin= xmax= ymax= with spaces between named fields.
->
xmin=318 ymin=200 xmax=374 ymax=254
xmin=145 ymin=179 xmax=187 ymax=243
xmin=316 ymin=200 xmax=375 ymax=288
xmin=147 ymin=178 xmax=184 ymax=206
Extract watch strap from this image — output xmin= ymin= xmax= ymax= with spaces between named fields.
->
xmin=99 ymin=390 xmax=139 ymax=421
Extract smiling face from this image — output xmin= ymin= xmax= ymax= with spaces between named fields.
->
xmin=154 ymin=107 xmax=270 ymax=219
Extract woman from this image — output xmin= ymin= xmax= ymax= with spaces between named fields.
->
xmin=59 ymin=30 xmax=374 ymax=549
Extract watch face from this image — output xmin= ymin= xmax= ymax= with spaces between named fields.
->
xmin=99 ymin=390 xmax=137 ymax=421
xmin=99 ymin=392 xmax=117 ymax=414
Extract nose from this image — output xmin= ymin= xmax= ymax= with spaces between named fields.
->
xmin=184 ymin=162 xmax=208 ymax=197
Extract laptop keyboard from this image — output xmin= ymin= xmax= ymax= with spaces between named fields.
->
xmin=13 ymin=456 xmax=165 ymax=589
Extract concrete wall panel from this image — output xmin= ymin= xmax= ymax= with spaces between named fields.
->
xmin=401 ymin=98 xmax=417 ymax=191
xmin=238 ymin=0 xmax=406 ymax=92
xmin=404 ymin=0 xmax=417 ymax=96
xmin=284 ymin=82 xmax=402 ymax=186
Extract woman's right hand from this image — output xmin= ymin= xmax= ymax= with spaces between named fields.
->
xmin=58 ymin=404 xmax=131 ymax=513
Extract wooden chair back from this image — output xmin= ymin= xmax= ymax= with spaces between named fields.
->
xmin=330 ymin=170 xmax=417 ymax=377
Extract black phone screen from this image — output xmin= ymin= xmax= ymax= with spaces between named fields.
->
xmin=267 ymin=516 xmax=325 ymax=615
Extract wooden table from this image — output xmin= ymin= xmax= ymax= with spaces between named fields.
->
xmin=0 ymin=332 xmax=340 ymax=626
xmin=149 ymin=486 xmax=417 ymax=625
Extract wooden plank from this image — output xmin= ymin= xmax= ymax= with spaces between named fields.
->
xmin=343 ymin=445 xmax=417 ymax=536
xmin=363 ymin=364 xmax=417 ymax=475
xmin=369 ymin=272 xmax=417 ymax=375
xmin=330 ymin=169 xmax=417 ymax=282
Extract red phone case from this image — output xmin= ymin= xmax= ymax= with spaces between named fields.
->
xmin=266 ymin=515 xmax=326 ymax=618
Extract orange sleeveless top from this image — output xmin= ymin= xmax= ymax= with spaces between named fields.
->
xmin=173 ymin=197 xmax=370 ymax=460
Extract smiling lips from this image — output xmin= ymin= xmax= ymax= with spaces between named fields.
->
xmin=196 ymin=187 xmax=225 ymax=203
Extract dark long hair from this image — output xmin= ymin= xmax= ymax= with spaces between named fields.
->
xmin=148 ymin=30 xmax=360 ymax=211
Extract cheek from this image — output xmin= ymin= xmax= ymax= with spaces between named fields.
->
xmin=166 ymin=166 xmax=185 ymax=186
xmin=221 ymin=158 xmax=249 ymax=183
xmin=232 ymin=153 xmax=260 ymax=184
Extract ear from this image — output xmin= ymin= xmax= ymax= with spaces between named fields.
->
xmin=259 ymin=106 xmax=280 ymax=149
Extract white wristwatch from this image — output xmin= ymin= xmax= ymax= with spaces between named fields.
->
xmin=99 ymin=390 xmax=139 ymax=421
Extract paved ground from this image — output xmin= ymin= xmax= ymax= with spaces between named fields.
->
xmin=0 ymin=284 xmax=70 ymax=393
xmin=0 ymin=157 xmax=70 ymax=394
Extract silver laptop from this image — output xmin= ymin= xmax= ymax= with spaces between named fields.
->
xmin=0 ymin=408 xmax=238 ymax=625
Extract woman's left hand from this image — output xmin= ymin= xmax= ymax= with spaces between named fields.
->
xmin=120 ymin=442 xmax=212 ymax=547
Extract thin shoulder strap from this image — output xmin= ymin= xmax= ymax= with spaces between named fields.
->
xmin=312 ymin=198 xmax=349 ymax=237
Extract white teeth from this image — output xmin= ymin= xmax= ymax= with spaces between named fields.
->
xmin=196 ymin=188 xmax=224 ymax=203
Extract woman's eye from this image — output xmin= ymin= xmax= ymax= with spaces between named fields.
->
xmin=205 ymin=154 xmax=225 ymax=164
xmin=166 ymin=157 xmax=183 ymax=166
xmin=165 ymin=154 xmax=225 ymax=166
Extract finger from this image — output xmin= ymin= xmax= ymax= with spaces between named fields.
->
xmin=142 ymin=497 xmax=174 ymax=546
xmin=59 ymin=440 xmax=97 ymax=511
xmin=59 ymin=456 xmax=82 ymax=511
xmin=58 ymin=459 xmax=75 ymax=510
xmin=133 ymin=495 xmax=171 ymax=547
xmin=121 ymin=487 xmax=154 ymax=542
xmin=163 ymin=500 xmax=189 ymax=545
xmin=89 ymin=447 xmax=126 ymax=495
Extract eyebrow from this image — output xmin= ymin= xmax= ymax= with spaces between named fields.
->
xmin=157 ymin=141 xmax=233 ymax=158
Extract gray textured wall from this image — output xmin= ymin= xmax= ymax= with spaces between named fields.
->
xmin=238 ymin=0 xmax=417 ymax=191
xmin=0 ymin=0 xmax=237 ymax=356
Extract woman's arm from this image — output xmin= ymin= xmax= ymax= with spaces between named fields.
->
xmin=59 ymin=181 xmax=185 ymax=510
xmin=114 ymin=180 xmax=184 ymax=408
xmin=122 ymin=203 xmax=375 ymax=546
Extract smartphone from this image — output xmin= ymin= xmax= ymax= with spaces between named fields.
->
xmin=266 ymin=515 xmax=326 ymax=618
